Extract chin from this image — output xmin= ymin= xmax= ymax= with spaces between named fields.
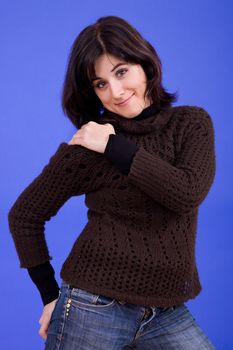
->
xmin=125 ymin=108 xmax=144 ymax=118
xmin=108 ymin=104 xmax=144 ymax=118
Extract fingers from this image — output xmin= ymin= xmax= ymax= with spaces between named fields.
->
xmin=67 ymin=121 xmax=115 ymax=149
xmin=39 ymin=316 xmax=50 ymax=340
xmin=38 ymin=299 xmax=58 ymax=341
xmin=68 ymin=133 xmax=81 ymax=145
xmin=68 ymin=139 xmax=75 ymax=145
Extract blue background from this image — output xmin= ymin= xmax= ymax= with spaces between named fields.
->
xmin=1 ymin=1 xmax=232 ymax=349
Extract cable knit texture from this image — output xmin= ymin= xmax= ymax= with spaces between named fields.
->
xmin=8 ymin=105 xmax=216 ymax=307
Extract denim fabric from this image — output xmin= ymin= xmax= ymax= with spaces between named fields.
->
xmin=45 ymin=281 xmax=216 ymax=350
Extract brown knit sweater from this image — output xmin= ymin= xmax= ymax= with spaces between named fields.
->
xmin=8 ymin=105 xmax=216 ymax=308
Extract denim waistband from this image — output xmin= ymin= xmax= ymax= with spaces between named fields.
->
xmin=59 ymin=280 xmax=180 ymax=310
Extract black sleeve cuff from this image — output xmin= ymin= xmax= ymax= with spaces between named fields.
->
xmin=104 ymin=134 xmax=139 ymax=175
xmin=27 ymin=261 xmax=60 ymax=306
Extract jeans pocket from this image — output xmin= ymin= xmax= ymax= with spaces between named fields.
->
xmin=49 ymin=289 xmax=67 ymax=323
xmin=158 ymin=303 xmax=184 ymax=316
xmin=69 ymin=287 xmax=116 ymax=310
xmin=45 ymin=290 xmax=68 ymax=349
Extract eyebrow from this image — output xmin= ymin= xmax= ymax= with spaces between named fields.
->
xmin=91 ymin=63 xmax=126 ymax=83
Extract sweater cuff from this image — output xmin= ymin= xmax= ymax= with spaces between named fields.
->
xmin=104 ymin=134 xmax=139 ymax=175
xmin=27 ymin=261 xmax=60 ymax=306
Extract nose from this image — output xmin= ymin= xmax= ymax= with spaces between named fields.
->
xmin=109 ymin=80 xmax=124 ymax=99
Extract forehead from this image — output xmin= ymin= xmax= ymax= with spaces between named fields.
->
xmin=94 ymin=54 xmax=127 ymax=75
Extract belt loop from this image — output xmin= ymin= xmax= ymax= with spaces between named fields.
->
xmin=68 ymin=284 xmax=74 ymax=298
xmin=92 ymin=294 xmax=99 ymax=304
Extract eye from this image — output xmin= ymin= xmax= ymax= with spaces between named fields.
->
xmin=95 ymin=81 xmax=105 ymax=89
xmin=94 ymin=68 xmax=128 ymax=90
xmin=116 ymin=68 xmax=128 ymax=77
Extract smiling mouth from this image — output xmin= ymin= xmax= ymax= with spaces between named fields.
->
xmin=115 ymin=94 xmax=134 ymax=106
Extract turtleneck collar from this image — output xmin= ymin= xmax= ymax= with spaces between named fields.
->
xmin=98 ymin=103 xmax=174 ymax=135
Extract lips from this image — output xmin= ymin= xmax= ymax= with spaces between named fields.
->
xmin=115 ymin=94 xmax=134 ymax=106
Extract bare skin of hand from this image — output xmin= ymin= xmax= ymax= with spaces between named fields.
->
xmin=68 ymin=121 xmax=116 ymax=153
xmin=39 ymin=298 xmax=58 ymax=341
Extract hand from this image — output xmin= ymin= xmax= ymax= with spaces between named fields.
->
xmin=38 ymin=298 xmax=58 ymax=341
xmin=68 ymin=122 xmax=116 ymax=153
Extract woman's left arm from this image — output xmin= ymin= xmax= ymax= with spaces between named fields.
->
xmin=70 ymin=109 xmax=216 ymax=215
xmin=105 ymin=109 xmax=216 ymax=215
xmin=126 ymin=109 xmax=216 ymax=214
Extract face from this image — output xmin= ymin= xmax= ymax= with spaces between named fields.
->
xmin=92 ymin=54 xmax=151 ymax=118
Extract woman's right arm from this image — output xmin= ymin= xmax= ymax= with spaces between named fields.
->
xmin=27 ymin=261 xmax=60 ymax=305
xmin=8 ymin=142 xmax=109 ymax=297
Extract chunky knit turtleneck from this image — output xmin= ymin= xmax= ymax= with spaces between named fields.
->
xmin=99 ymin=103 xmax=170 ymax=134
xmin=8 ymin=104 xmax=216 ymax=308
xmin=28 ymin=104 xmax=160 ymax=305
xmin=102 ymin=103 xmax=162 ymax=175
xmin=102 ymin=102 xmax=161 ymax=122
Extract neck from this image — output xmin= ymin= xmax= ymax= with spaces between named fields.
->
xmin=103 ymin=103 xmax=161 ymax=121
xmin=98 ymin=103 xmax=173 ymax=135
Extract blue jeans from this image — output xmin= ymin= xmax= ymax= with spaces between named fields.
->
xmin=45 ymin=281 xmax=216 ymax=350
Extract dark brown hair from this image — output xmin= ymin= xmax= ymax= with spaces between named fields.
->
xmin=62 ymin=15 xmax=178 ymax=129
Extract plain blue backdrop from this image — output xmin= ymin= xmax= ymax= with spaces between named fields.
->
xmin=1 ymin=1 xmax=232 ymax=349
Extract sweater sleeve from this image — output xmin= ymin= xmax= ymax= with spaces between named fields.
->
xmin=27 ymin=261 xmax=60 ymax=305
xmin=8 ymin=143 xmax=107 ymax=268
xmin=104 ymin=134 xmax=139 ymax=175
xmin=127 ymin=109 xmax=216 ymax=214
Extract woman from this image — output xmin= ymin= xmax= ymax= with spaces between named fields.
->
xmin=8 ymin=15 xmax=216 ymax=349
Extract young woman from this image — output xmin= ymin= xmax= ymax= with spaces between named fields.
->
xmin=8 ymin=15 xmax=216 ymax=349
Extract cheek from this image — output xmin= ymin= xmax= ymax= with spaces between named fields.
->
xmin=138 ymin=81 xmax=147 ymax=95
xmin=130 ymin=77 xmax=146 ymax=94
xmin=133 ymin=84 xmax=145 ymax=98
xmin=97 ymin=91 xmax=111 ymax=104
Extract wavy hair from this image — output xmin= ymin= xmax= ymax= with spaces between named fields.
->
xmin=62 ymin=15 xmax=178 ymax=129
